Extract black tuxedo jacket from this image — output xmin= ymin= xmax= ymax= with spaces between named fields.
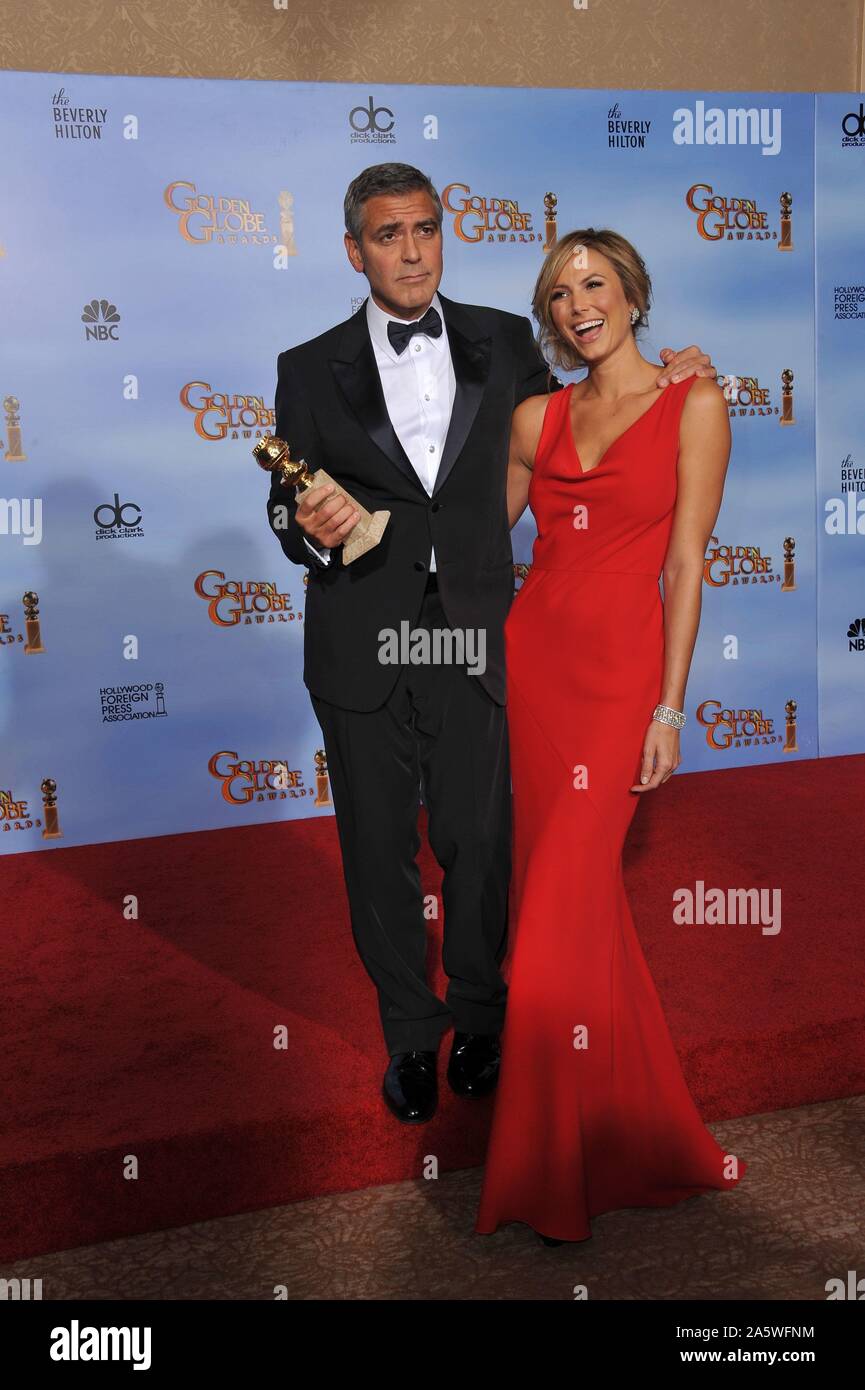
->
xmin=266 ymin=291 xmax=564 ymax=711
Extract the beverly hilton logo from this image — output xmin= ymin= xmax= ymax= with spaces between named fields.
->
xmin=704 ymin=535 xmax=796 ymax=590
xmin=51 ymin=87 xmax=107 ymax=140
xmin=208 ymin=751 xmax=312 ymax=805
xmin=194 ymin=570 xmax=297 ymax=627
xmin=607 ymin=102 xmax=652 ymax=149
xmin=441 ymin=183 xmax=542 ymax=245
xmin=685 ymin=186 xmax=792 ymax=245
xmin=696 ymin=699 xmax=798 ymax=752
xmin=180 ymin=382 xmax=274 ymax=441
xmin=163 ymin=181 xmax=279 ymax=246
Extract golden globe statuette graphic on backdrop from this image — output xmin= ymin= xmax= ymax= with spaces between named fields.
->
xmin=781 ymin=537 xmax=797 ymax=592
xmin=313 ymin=749 xmax=332 ymax=807
xmin=779 ymin=192 xmax=793 ymax=252
xmin=543 ymin=193 xmax=558 ymax=253
xmin=780 ymin=368 xmax=795 ymax=426
xmin=23 ymin=591 xmax=44 ymax=653
xmin=253 ymin=435 xmax=390 ymax=565
xmin=3 ymin=396 xmax=26 ymax=462
xmin=277 ymin=191 xmax=297 ymax=256
xmin=41 ymin=778 xmax=61 ymax=839
xmin=783 ymin=699 xmax=798 ymax=754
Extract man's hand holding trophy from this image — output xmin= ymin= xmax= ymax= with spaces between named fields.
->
xmin=253 ymin=435 xmax=390 ymax=565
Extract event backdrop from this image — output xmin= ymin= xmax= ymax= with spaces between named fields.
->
xmin=0 ymin=73 xmax=862 ymax=854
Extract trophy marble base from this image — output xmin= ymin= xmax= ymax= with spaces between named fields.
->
xmin=343 ymin=507 xmax=390 ymax=564
xmin=298 ymin=470 xmax=390 ymax=565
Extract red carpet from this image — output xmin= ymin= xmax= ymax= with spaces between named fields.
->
xmin=2 ymin=754 xmax=864 ymax=1260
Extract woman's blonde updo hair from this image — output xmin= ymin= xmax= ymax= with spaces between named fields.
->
xmin=532 ymin=228 xmax=653 ymax=375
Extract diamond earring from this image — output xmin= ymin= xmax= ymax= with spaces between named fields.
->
xmin=630 ymin=306 xmax=640 ymax=325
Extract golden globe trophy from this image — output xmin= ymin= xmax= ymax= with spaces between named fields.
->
xmin=780 ymin=368 xmax=795 ymax=426
xmin=779 ymin=192 xmax=793 ymax=252
xmin=253 ymin=435 xmax=389 ymax=565
xmin=783 ymin=699 xmax=798 ymax=754
xmin=23 ymin=591 xmax=44 ymax=653
xmin=313 ymin=749 xmax=332 ymax=807
xmin=3 ymin=395 xmax=26 ymax=461
xmin=543 ymin=192 xmax=558 ymax=253
xmin=41 ymin=777 xmax=62 ymax=839
xmin=781 ymin=536 xmax=797 ymax=592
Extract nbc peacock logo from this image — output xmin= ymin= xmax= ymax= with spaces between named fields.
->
xmin=81 ymin=299 xmax=120 ymax=342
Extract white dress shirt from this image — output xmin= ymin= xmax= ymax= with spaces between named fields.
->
xmin=303 ymin=290 xmax=455 ymax=570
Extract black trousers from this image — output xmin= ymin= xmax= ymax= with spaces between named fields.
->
xmin=310 ymin=576 xmax=511 ymax=1055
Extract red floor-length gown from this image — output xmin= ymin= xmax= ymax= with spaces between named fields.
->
xmin=475 ymin=374 xmax=746 ymax=1242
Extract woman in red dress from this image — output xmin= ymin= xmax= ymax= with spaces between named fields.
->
xmin=475 ymin=229 xmax=745 ymax=1246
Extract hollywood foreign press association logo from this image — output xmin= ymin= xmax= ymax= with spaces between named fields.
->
xmin=99 ymin=682 xmax=167 ymax=722
xmin=82 ymin=298 xmax=120 ymax=342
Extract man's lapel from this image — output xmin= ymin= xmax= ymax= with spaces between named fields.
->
xmin=433 ymin=293 xmax=491 ymax=496
xmin=327 ymin=291 xmax=492 ymax=497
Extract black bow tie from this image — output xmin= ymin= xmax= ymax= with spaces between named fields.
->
xmin=386 ymin=305 xmax=443 ymax=355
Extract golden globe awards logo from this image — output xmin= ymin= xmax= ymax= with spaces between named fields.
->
xmin=718 ymin=375 xmax=779 ymax=418
xmin=441 ymin=183 xmax=542 ymax=245
xmin=164 ymin=181 xmax=277 ymax=246
xmin=0 ymin=610 xmax=24 ymax=648
xmin=704 ymin=537 xmax=782 ymax=587
xmin=685 ymin=184 xmax=777 ymax=242
xmin=696 ymin=700 xmax=780 ymax=750
xmin=208 ymin=751 xmax=311 ymax=805
xmin=0 ymin=786 xmax=37 ymax=833
xmin=180 ymin=381 xmax=273 ymax=441
xmin=194 ymin=570 xmax=297 ymax=627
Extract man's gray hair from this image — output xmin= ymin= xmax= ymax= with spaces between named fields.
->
xmin=344 ymin=163 xmax=443 ymax=244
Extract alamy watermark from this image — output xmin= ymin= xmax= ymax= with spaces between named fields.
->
xmin=378 ymin=622 xmax=486 ymax=676
xmin=0 ymin=497 xmax=42 ymax=544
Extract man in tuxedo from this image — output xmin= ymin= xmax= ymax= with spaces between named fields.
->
xmin=266 ymin=162 xmax=716 ymax=1124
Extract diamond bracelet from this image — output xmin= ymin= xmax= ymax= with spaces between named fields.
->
xmin=652 ymin=703 xmax=686 ymax=729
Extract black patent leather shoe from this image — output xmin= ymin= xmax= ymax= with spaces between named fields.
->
xmin=537 ymin=1233 xmax=565 ymax=1247
xmin=447 ymin=1031 xmax=501 ymax=1097
xmin=382 ymin=1050 xmax=438 ymax=1123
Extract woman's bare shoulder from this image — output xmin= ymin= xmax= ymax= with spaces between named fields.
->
xmin=512 ymin=392 xmax=556 ymax=468
xmin=681 ymin=375 xmax=729 ymax=416
xmin=514 ymin=391 xmax=558 ymax=434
